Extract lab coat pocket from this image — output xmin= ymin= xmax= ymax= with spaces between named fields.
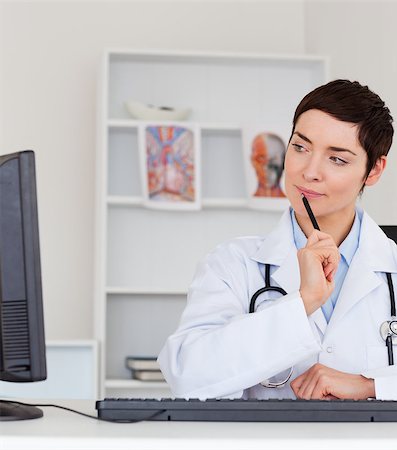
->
xmin=366 ymin=344 xmax=389 ymax=370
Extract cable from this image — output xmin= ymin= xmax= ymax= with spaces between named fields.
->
xmin=0 ymin=399 xmax=164 ymax=423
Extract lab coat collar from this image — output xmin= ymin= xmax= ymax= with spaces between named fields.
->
xmin=358 ymin=208 xmax=397 ymax=274
xmin=250 ymin=207 xmax=295 ymax=267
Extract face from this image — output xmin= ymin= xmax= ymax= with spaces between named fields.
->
xmin=284 ymin=109 xmax=371 ymax=221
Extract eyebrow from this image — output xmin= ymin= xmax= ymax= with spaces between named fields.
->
xmin=293 ymin=131 xmax=358 ymax=156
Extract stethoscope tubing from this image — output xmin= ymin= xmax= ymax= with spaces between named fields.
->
xmin=386 ymin=273 xmax=396 ymax=316
xmin=249 ymin=264 xmax=287 ymax=313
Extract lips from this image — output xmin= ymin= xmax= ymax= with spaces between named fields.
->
xmin=296 ymin=185 xmax=325 ymax=199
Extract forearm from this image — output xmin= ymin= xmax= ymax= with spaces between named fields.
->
xmin=159 ymin=292 xmax=320 ymax=398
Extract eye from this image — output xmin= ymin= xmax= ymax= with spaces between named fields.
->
xmin=330 ymin=156 xmax=348 ymax=166
xmin=292 ymin=143 xmax=306 ymax=152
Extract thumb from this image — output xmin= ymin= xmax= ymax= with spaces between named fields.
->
xmin=326 ymin=268 xmax=336 ymax=283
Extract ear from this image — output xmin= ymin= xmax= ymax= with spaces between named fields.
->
xmin=364 ymin=156 xmax=387 ymax=187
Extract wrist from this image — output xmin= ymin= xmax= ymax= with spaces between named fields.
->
xmin=299 ymin=289 xmax=319 ymax=316
xmin=361 ymin=375 xmax=375 ymax=398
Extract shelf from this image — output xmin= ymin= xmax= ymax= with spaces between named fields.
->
xmin=108 ymin=119 xmax=242 ymax=132
xmin=203 ymin=198 xmax=247 ymax=209
xmin=108 ymin=119 xmax=139 ymax=128
xmin=105 ymin=379 xmax=168 ymax=389
xmin=107 ymin=47 xmax=328 ymax=63
xmin=107 ymin=196 xmax=142 ymax=206
xmin=106 ymin=287 xmax=187 ymax=295
xmin=107 ymin=195 xmax=248 ymax=209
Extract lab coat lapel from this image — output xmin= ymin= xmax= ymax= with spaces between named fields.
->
xmin=310 ymin=308 xmax=328 ymax=336
xmin=271 ymin=247 xmax=300 ymax=293
xmin=326 ymin=210 xmax=397 ymax=336
xmin=250 ymin=208 xmax=298 ymax=293
xmin=325 ymin=247 xmax=381 ymax=336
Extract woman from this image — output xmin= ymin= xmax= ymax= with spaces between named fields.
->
xmin=158 ymin=80 xmax=397 ymax=401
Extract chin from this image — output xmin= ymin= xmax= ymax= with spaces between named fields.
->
xmin=289 ymin=194 xmax=325 ymax=218
xmin=285 ymin=188 xmax=305 ymax=213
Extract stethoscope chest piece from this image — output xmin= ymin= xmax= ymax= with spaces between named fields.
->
xmin=380 ymin=319 xmax=397 ymax=344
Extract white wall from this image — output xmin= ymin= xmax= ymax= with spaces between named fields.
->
xmin=304 ymin=1 xmax=397 ymax=224
xmin=0 ymin=1 xmax=306 ymax=339
xmin=1 ymin=1 xmax=396 ymax=341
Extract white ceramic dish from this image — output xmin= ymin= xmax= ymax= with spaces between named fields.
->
xmin=125 ymin=100 xmax=191 ymax=120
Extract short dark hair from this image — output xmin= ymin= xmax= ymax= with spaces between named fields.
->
xmin=291 ymin=79 xmax=394 ymax=179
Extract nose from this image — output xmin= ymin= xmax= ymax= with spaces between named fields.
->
xmin=302 ymin=154 xmax=323 ymax=182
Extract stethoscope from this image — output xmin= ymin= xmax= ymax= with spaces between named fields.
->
xmin=249 ymin=265 xmax=397 ymax=388
xmin=249 ymin=263 xmax=292 ymax=388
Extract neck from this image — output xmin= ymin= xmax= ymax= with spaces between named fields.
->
xmin=294 ymin=207 xmax=356 ymax=247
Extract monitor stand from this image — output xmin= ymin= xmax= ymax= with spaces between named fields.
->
xmin=0 ymin=400 xmax=43 ymax=421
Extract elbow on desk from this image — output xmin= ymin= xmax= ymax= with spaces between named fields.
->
xmin=157 ymin=339 xmax=244 ymax=400
xmin=157 ymin=338 xmax=201 ymax=398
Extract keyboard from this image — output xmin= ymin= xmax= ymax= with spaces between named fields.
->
xmin=96 ymin=397 xmax=397 ymax=422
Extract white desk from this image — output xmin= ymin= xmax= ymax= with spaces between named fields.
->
xmin=1 ymin=400 xmax=397 ymax=450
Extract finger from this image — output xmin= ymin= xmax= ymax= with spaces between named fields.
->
xmin=324 ymin=394 xmax=339 ymax=400
xmin=291 ymin=368 xmax=311 ymax=398
xmin=314 ymin=247 xmax=340 ymax=268
xmin=306 ymin=237 xmax=340 ymax=260
xmin=290 ymin=369 xmax=310 ymax=396
xmin=290 ymin=373 xmax=305 ymax=394
xmin=309 ymin=238 xmax=337 ymax=249
xmin=323 ymin=262 xmax=333 ymax=277
xmin=323 ymin=264 xmax=337 ymax=282
xmin=305 ymin=239 xmax=340 ymax=256
xmin=297 ymin=371 xmax=320 ymax=400
xmin=307 ymin=230 xmax=334 ymax=241
xmin=306 ymin=232 xmax=334 ymax=248
xmin=326 ymin=269 xmax=336 ymax=283
xmin=311 ymin=374 xmax=333 ymax=399
xmin=292 ymin=366 xmax=317 ymax=399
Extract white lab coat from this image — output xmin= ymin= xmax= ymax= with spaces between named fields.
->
xmin=158 ymin=207 xmax=397 ymax=400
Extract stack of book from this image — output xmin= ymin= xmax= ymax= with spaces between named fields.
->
xmin=125 ymin=356 xmax=165 ymax=381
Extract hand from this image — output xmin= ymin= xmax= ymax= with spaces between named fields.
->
xmin=290 ymin=363 xmax=375 ymax=400
xmin=298 ymin=230 xmax=341 ymax=315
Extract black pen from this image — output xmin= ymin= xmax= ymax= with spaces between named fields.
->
xmin=301 ymin=194 xmax=320 ymax=231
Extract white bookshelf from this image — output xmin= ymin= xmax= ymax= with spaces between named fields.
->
xmin=95 ymin=49 xmax=328 ymax=397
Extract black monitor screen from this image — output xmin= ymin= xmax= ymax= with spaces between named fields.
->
xmin=0 ymin=150 xmax=46 ymax=420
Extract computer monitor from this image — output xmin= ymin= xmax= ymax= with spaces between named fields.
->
xmin=0 ymin=150 xmax=47 ymax=421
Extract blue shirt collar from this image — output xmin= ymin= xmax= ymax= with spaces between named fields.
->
xmin=290 ymin=207 xmax=362 ymax=266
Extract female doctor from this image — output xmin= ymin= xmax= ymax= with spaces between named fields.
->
xmin=158 ymin=80 xmax=397 ymax=401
